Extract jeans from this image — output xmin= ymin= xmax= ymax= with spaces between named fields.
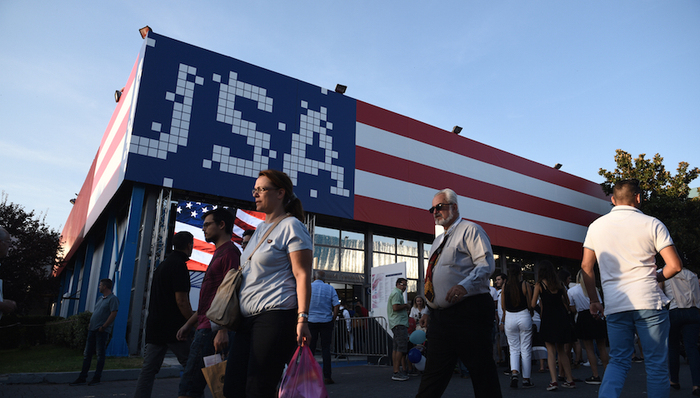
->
xmin=416 ymin=294 xmax=502 ymax=398
xmin=134 ymin=340 xmax=190 ymax=398
xmin=669 ymin=308 xmax=700 ymax=387
xmin=79 ymin=330 xmax=109 ymax=381
xmin=178 ymin=328 xmax=215 ymax=398
xmin=504 ymin=309 xmax=533 ymax=378
xmin=309 ymin=320 xmax=334 ymax=379
xmin=601 ymin=309 xmax=670 ymax=398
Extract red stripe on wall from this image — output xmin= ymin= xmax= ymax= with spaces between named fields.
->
xmin=356 ymin=100 xmax=607 ymax=200
xmin=356 ymin=147 xmax=601 ymax=227
xmin=354 ymin=195 xmax=584 ymax=260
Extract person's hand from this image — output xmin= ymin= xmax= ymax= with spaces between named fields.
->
xmin=297 ymin=322 xmax=311 ymax=346
xmin=213 ymin=329 xmax=229 ymax=352
xmin=176 ymin=324 xmax=190 ymax=341
xmin=445 ymin=285 xmax=468 ymax=304
xmin=419 ymin=313 xmax=429 ymax=329
xmin=589 ymin=302 xmax=605 ymax=319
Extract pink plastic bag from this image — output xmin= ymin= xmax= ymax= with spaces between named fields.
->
xmin=278 ymin=345 xmax=329 ymax=398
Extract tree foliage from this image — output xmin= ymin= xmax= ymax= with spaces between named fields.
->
xmin=599 ymin=149 xmax=700 ymax=272
xmin=0 ymin=192 xmax=64 ymax=315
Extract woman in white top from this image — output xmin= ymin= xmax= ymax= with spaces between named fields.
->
xmin=568 ymin=270 xmax=609 ymax=385
xmin=410 ymin=296 xmax=429 ymax=330
xmin=224 ymin=169 xmax=312 ymax=398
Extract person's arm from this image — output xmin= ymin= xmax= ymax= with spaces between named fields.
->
xmin=500 ymin=287 xmax=506 ymax=329
xmin=98 ymin=310 xmax=118 ymax=332
xmin=657 ymin=245 xmax=683 ymax=282
xmin=523 ymin=281 xmax=534 ymax=315
xmin=177 ymin=311 xmax=198 ymax=341
xmin=530 ymin=283 xmax=540 ymax=310
xmin=450 ymin=224 xmax=495 ymax=301
xmin=291 ymin=249 xmax=313 ymax=345
xmin=175 ymin=292 xmax=194 ymax=320
xmin=581 ymin=248 xmax=604 ymax=317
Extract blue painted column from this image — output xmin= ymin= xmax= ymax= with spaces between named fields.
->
xmin=106 ymin=184 xmax=146 ymax=357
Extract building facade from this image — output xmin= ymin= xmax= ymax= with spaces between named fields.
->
xmin=53 ymin=32 xmax=610 ymax=356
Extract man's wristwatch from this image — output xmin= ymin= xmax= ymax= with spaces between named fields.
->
xmin=297 ymin=313 xmax=309 ymax=321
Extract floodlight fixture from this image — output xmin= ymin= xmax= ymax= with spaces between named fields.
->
xmin=554 ymin=163 xmax=563 ymax=170
xmin=139 ymin=26 xmax=152 ymax=39
xmin=335 ymin=84 xmax=347 ymax=94
xmin=115 ymin=89 xmax=123 ymax=103
xmin=452 ymin=126 xmax=463 ymax=135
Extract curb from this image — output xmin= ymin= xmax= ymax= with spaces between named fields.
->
xmin=0 ymin=366 xmax=182 ymax=384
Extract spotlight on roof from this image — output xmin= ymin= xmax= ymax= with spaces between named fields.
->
xmin=452 ymin=126 xmax=463 ymax=135
xmin=114 ymin=89 xmax=123 ymax=103
xmin=139 ymin=26 xmax=153 ymax=39
xmin=554 ymin=163 xmax=563 ymax=170
xmin=335 ymin=84 xmax=347 ymax=94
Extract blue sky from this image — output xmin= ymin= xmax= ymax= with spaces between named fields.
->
xmin=1 ymin=1 xmax=698 ymax=232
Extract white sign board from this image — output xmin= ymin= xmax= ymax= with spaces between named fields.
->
xmin=370 ymin=262 xmax=406 ymax=337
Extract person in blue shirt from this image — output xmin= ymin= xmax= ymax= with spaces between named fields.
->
xmin=308 ymin=270 xmax=339 ymax=384
xmin=70 ymin=279 xmax=119 ymax=386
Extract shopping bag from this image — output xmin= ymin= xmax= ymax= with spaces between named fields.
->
xmin=278 ymin=345 xmax=328 ymax=398
xmin=201 ymin=354 xmax=227 ymax=398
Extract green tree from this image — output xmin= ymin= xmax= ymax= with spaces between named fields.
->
xmin=0 ymin=192 xmax=64 ymax=315
xmin=599 ymin=149 xmax=700 ymax=272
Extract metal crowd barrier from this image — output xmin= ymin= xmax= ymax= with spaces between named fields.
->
xmin=328 ymin=316 xmax=391 ymax=364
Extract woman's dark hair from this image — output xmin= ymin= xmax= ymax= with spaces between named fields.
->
xmin=258 ymin=169 xmax=305 ymax=222
xmin=505 ymin=263 xmax=523 ymax=308
xmin=536 ymin=260 xmax=561 ymax=290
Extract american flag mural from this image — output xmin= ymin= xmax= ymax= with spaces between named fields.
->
xmin=59 ymin=31 xmax=610 ymax=273
xmin=173 ymin=200 xmax=265 ymax=308
xmin=173 ymin=200 xmax=264 ymax=272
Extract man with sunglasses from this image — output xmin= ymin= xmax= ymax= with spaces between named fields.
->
xmin=416 ymin=188 xmax=502 ymax=398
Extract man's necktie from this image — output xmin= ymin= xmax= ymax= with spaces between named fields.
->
xmin=424 ymin=235 xmax=449 ymax=303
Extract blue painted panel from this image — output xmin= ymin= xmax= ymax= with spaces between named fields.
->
xmin=125 ymin=33 xmax=356 ymax=219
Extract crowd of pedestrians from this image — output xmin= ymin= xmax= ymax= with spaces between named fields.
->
xmin=53 ymin=178 xmax=697 ymax=398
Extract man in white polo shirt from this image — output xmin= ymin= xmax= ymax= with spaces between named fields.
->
xmin=581 ymin=179 xmax=683 ymax=398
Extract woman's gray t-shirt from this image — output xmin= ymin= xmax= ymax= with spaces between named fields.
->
xmin=239 ymin=216 xmax=312 ymax=317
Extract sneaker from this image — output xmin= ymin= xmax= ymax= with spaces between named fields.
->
xmin=69 ymin=378 xmax=86 ymax=386
xmin=547 ymin=381 xmax=559 ymax=391
xmin=522 ymin=379 xmax=535 ymax=388
xmin=407 ymin=369 xmax=420 ymax=377
xmin=392 ymin=372 xmax=409 ymax=381
xmin=585 ymin=376 xmax=602 ymax=385
xmin=510 ymin=375 xmax=519 ymax=389
xmin=631 ymin=356 xmax=644 ymax=363
xmin=582 ymin=360 xmax=590 ymax=367
xmin=87 ymin=379 xmax=100 ymax=386
xmin=562 ymin=381 xmax=576 ymax=388
xmin=504 ymin=369 xmax=513 ymax=376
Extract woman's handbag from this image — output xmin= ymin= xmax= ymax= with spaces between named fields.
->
xmin=207 ymin=214 xmax=290 ymax=330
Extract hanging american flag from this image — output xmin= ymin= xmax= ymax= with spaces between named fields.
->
xmin=174 ymin=200 xmax=265 ymax=272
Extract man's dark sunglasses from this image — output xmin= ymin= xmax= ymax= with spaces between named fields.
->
xmin=428 ymin=203 xmax=452 ymax=214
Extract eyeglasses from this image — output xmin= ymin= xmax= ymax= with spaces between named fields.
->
xmin=428 ymin=203 xmax=452 ymax=214
xmin=202 ymin=221 xmax=216 ymax=229
xmin=252 ymin=186 xmax=279 ymax=195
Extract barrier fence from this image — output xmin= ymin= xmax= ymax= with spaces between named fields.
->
xmin=328 ymin=316 xmax=391 ymax=364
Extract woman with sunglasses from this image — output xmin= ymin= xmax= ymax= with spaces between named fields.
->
xmin=223 ymin=169 xmax=312 ymax=398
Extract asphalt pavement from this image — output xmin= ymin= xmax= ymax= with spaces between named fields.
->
xmin=1 ymin=357 xmax=696 ymax=397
